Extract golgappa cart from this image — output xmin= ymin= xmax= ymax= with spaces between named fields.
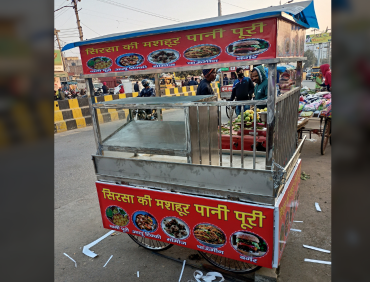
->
xmin=63 ymin=1 xmax=318 ymax=274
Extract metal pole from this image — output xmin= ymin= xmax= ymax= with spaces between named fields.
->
xmin=72 ymin=0 xmax=84 ymax=41
xmin=218 ymin=106 xmax=222 ymax=166
xmin=265 ymin=63 xmax=277 ymax=170
xmin=240 ymin=105 xmax=244 ymax=168
xmin=317 ymin=43 xmax=322 ymax=66
xmin=218 ymin=0 xmax=222 ymax=17
xmin=154 ymin=73 xmax=162 ymax=120
xmin=253 ymin=106 xmax=257 ymax=169
xmin=85 ymin=78 xmax=102 ymax=155
xmin=229 ymin=108 xmax=233 ymax=167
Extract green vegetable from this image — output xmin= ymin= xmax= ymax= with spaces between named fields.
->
xmin=119 ymin=209 xmax=126 ymax=215
xmin=106 ymin=208 xmax=113 ymax=218
xmin=87 ymin=60 xmax=95 ymax=67
xmin=252 ymin=242 xmax=260 ymax=249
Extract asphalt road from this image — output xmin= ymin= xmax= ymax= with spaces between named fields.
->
xmin=55 ymin=84 xmax=330 ymax=282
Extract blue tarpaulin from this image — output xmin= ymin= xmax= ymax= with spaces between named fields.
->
xmin=62 ymin=1 xmax=319 ymax=51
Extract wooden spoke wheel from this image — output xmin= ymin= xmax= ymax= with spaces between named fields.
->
xmin=127 ymin=234 xmax=173 ymax=251
xmin=321 ymin=118 xmax=331 ymax=155
xmin=198 ymin=251 xmax=261 ymax=274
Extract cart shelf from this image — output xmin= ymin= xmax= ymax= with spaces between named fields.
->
xmin=102 ymin=120 xmax=187 ymax=156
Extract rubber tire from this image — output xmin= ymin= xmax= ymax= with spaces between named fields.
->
xmin=198 ymin=251 xmax=261 ymax=273
xmin=127 ymin=234 xmax=173 ymax=251
xmin=321 ymin=119 xmax=331 ymax=155
xmin=226 ymin=106 xmax=234 ymax=119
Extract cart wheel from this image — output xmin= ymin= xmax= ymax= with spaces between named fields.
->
xmin=321 ymin=118 xmax=331 ymax=155
xmin=226 ymin=106 xmax=234 ymax=119
xmin=127 ymin=234 xmax=173 ymax=251
xmin=198 ymin=251 xmax=261 ymax=274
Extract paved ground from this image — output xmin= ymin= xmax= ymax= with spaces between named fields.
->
xmin=55 ymin=93 xmax=331 ymax=281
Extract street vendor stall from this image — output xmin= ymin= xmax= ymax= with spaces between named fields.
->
xmin=63 ymin=0 xmax=319 ymax=275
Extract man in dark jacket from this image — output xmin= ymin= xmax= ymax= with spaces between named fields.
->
xmin=223 ymin=74 xmax=229 ymax=85
xmin=134 ymin=81 xmax=140 ymax=92
xmin=102 ymin=82 xmax=109 ymax=94
xmin=229 ymin=67 xmax=255 ymax=115
xmin=251 ymin=65 xmax=268 ymax=109
xmin=196 ymin=69 xmax=216 ymax=96
xmin=188 ymin=77 xmax=198 ymax=85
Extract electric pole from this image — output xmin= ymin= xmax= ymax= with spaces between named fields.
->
xmin=54 ymin=29 xmax=67 ymax=71
xmin=72 ymin=0 xmax=84 ymax=41
xmin=218 ymin=0 xmax=222 ymax=16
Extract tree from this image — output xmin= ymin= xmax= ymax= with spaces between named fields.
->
xmin=303 ymin=50 xmax=317 ymax=69
xmin=175 ymin=70 xmax=202 ymax=79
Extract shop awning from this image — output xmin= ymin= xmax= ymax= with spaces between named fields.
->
xmin=62 ymin=1 xmax=318 ymax=51
xmin=54 ymin=72 xmax=68 ymax=77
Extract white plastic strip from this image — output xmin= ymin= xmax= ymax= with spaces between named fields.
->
xmin=315 ymin=202 xmax=322 ymax=212
xmin=304 ymin=259 xmax=331 ymax=265
xmin=63 ymin=253 xmax=77 ymax=268
xmin=178 ymin=260 xmax=186 ymax=282
xmin=82 ymin=230 xmax=115 ymax=258
xmin=303 ymin=245 xmax=331 ymax=253
xmin=137 ymin=271 xmax=139 ymax=278
xmin=294 ymin=220 xmax=303 ymax=222
xmin=290 ymin=229 xmax=302 ymax=232
xmin=193 ymin=270 xmax=225 ymax=282
xmin=103 ymin=255 xmax=113 ymax=267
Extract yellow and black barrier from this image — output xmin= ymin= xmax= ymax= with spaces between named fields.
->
xmin=54 ymin=87 xmax=219 ymax=133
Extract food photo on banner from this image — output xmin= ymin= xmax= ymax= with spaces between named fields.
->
xmin=80 ymin=18 xmax=277 ymax=74
xmin=96 ymin=181 xmax=275 ymax=268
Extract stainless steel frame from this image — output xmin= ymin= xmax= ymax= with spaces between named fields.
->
xmin=87 ymin=59 xmax=305 ymax=205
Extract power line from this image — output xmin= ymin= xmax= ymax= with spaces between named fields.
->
xmin=223 ymin=1 xmax=248 ymax=10
xmin=79 ymin=11 xmax=148 ymax=29
xmin=96 ymin=0 xmax=182 ymax=22
xmin=80 ymin=22 xmax=101 ymax=36
xmin=55 ymin=8 xmax=70 ymax=19
xmin=81 ymin=8 xmax=151 ymax=25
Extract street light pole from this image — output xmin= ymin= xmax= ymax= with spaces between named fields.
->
xmin=218 ymin=0 xmax=222 ymax=16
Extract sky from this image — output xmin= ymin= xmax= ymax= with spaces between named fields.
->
xmin=54 ymin=0 xmax=331 ymax=58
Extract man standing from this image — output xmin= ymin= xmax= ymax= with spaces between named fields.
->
xmin=251 ymin=65 xmax=268 ymax=109
xmin=229 ymin=67 xmax=255 ymax=115
xmin=188 ymin=77 xmax=197 ymax=85
xmin=184 ymin=79 xmax=189 ymax=86
xmin=139 ymin=79 xmax=156 ymax=118
xmin=196 ymin=69 xmax=216 ymax=96
xmin=134 ymin=81 xmax=140 ymax=92
xmin=320 ymin=64 xmax=331 ymax=91
xmin=102 ymin=82 xmax=109 ymax=95
xmin=223 ymin=74 xmax=229 ymax=85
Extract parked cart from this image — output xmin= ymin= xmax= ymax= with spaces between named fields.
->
xmin=63 ymin=0 xmax=319 ymax=275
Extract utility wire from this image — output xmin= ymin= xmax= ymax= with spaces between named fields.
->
xmin=82 ymin=8 xmax=151 ymax=25
xmin=80 ymin=11 xmax=148 ymax=28
xmin=80 ymin=22 xmax=101 ymax=36
xmin=96 ymin=0 xmax=182 ymax=22
xmin=223 ymin=1 xmax=248 ymax=10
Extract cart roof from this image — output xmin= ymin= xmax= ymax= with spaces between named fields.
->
xmin=62 ymin=1 xmax=318 ymax=51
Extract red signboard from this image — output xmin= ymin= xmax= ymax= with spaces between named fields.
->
xmin=221 ymin=86 xmax=233 ymax=92
xmin=96 ymin=181 xmax=275 ymax=268
xmin=275 ymin=159 xmax=301 ymax=265
xmin=80 ymin=18 xmax=277 ymax=75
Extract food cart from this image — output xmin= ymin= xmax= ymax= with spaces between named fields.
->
xmin=63 ymin=0 xmax=318 ymax=274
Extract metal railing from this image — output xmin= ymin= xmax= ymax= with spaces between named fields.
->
xmin=273 ymin=87 xmax=300 ymax=167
